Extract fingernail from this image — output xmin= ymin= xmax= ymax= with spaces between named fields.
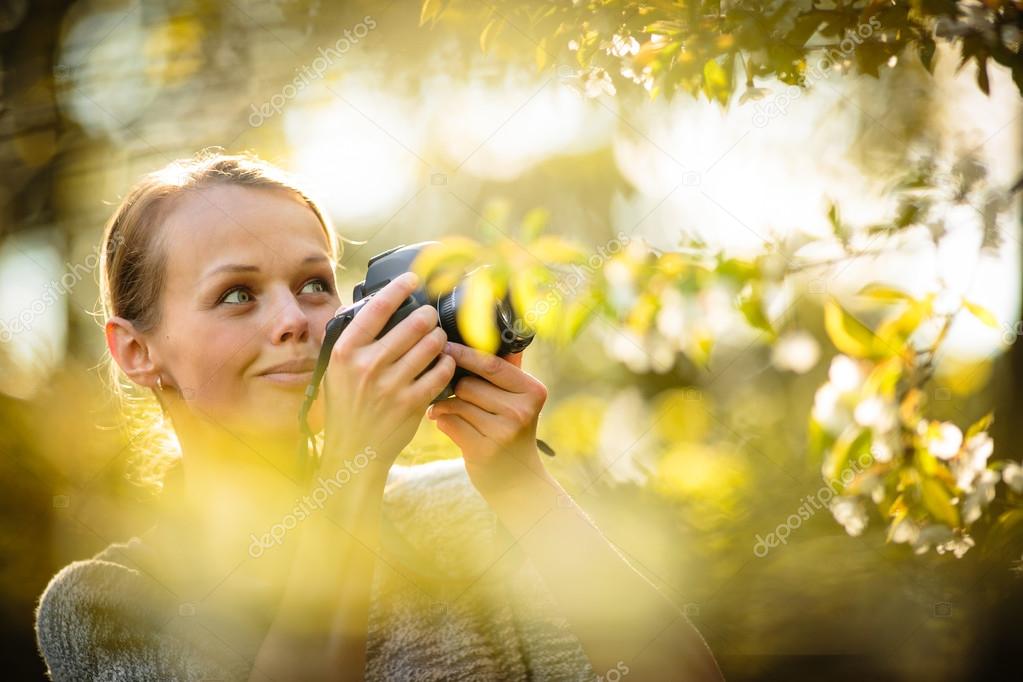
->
xmin=404 ymin=271 xmax=420 ymax=287
xmin=444 ymin=341 xmax=455 ymax=355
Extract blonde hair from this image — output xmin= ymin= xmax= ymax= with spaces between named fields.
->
xmin=98 ymin=149 xmax=342 ymax=492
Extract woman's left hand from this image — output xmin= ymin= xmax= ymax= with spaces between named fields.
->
xmin=427 ymin=341 xmax=552 ymax=501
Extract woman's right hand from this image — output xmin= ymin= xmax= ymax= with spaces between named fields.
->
xmin=318 ymin=271 xmax=456 ymax=475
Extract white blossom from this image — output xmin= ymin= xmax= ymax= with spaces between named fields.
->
xmin=962 ymin=469 xmax=1000 ymax=524
xmin=812 ymin=383 xmax=849 ymax=433
xmin=890 ymin=518 xmax=920 ymax=545
xmin=929 ymin=422 xmax=963 ymax=460
xmin=656 ymin=288 xmax=687 ymax=344
xmin=936 ymin=534 xmax=975 ymax=558
xmin=854 ymin=397 xmax=896 ymax=431
xmin=582 ymin=67 xmax=616 ymax=98
xmin=831 ymin=496 xmax=868 ymax=536
xmin=771 ymin=330 xmax=820 ymax=373
xmin=607 ymin=34 xmax=640 ymax=57
xmin=1003 ymin=461 xmax=1023 ymax=494
xmin=828 ymin=355 xmax=863 ymax=393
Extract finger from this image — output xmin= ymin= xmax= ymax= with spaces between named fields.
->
xmin=434 ymin=412 xmax=484 ymax=444
xmin=375 ymin=304 xmax=439 ymax=367
xmin=501 ymin=352 xmax=523 ymax=369
xmin=429 ymin=397 xmax=505 ymax=434
xmin=451 ymin=375 xmax=507 ymax=415
xmin=388 ymin=325 xmax=447 ymax=385
xmin=408 ymin=352 xmax=456 ymax=406
xmin=443 ymin=342 xmax=529 ymax=393
xmin=342 ymin=272 xmax=420 ymax=346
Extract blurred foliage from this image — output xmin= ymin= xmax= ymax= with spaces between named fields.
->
xmin=412 ymin=140 xmax=1019 ymax=558
xmin=424 ymin=0 xmax=1023 ymax=102
xmin=1 ymin=2 xmax=1020 ymax=679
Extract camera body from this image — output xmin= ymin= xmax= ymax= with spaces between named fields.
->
xmin=298 ymin=240 xmax=554 ymax=469
xmin=319 ymin=241 xmax=534 ymax=405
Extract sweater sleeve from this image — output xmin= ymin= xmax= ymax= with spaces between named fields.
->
xmin=34 ymin=557 xmax=249 ymax=682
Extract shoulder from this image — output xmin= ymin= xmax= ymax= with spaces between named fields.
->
xmin=34 ymin=539 xmax=244 ymax=681
xmin=34 ymin=540 xmax=170 ymax=680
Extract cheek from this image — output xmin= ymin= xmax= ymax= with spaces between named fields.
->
xmin=166 ymin=320 xmax=255 ymax=403
xmin=307 ymin=305 xmax=337 ymax=346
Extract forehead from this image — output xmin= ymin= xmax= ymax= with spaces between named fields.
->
xmin=159 ymin=184 xmax=331 ymax=277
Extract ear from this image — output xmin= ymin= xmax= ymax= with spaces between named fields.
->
xmin=105 ymin=316 xmax=161 ymax=390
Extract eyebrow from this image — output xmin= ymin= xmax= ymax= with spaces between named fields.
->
xmin=202 ymin=254 xmax=331 ymax=280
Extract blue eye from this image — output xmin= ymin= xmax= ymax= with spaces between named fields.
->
xmin=219 ymin=287 xmax=254 ymax=305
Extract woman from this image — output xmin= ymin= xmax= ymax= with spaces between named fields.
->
xmin=34 ymin=151 xmax=724 ymax=681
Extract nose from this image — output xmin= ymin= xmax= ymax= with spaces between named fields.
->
xmin=270 ymin=292 xmax=310 ymax=345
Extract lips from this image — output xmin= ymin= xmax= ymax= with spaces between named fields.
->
xmin=257 ymin=358 xmax=316 ymax=388
xmin=258 ymin=358 xmax=316 ymax=376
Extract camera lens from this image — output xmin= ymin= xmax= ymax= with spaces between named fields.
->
xmin=495 ymin=296 xmax=533 ymax=353
xmin=435 ymin=284 xmax=534 ymax=355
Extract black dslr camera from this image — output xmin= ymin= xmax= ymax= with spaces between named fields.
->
xmin=298 ymin=241 xmax=552 ymax=461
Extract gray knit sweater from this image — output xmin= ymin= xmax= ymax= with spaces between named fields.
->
xmin=35 ymin=458 xmax=596 ymax=681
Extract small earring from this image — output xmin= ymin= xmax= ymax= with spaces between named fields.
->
xmin=156 ymin=376 xmax=164 ymax=391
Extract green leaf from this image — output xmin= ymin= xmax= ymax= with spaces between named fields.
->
xmin=825 ymin=427 xmax=872 ymax=487
xmin=737 ymin=285 xmax=775 ymax=339
xmin=702 ymin=58 xmax=730 ymax=107
xmin=920 ymin=478 xmax=960 ymax=529
xmin=827 ymin=200 xmax=849 ymax=243
xmin=916 ymin=36 xmax=937 ymax=74
xmin=716 ymin=257 xmax=758 ymax=283
xmin=965 ymin=412 xmax=994 ymax=440
xmin=963 ymin=300 xmax=998 ymax=328
xmin=976 ymin=54 xmax=990 ymax=95
xmin=824 ymin=298 xmax=891 ymax=359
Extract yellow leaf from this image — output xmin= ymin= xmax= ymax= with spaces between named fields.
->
xmin=411 ymin=238 xmax=481 ymax=295
xmin=480 ymin=17 xmax=504 ymax=53
xmin=964 ymin=299 xmax=999 ymax=328
xmin=876 ymin=297 xmax=932 ymax=347
xmin=857 ymin=283 xmax=913 ymax=302
xmin=539 ymin=393 xmax=606 ymax=458
xmin=419 ymin=0 xmax=444 ymax=26
xmin=456 ymin=267 xmax=503 ymax=354
xmin=559 ymin=290 xmax=599 ymax=345
xmin=652 ymin=388 xmax=711 ymax=443
xmin=521 ymin=207 xmax=550 ymax=241
xmin=528 ymin=235 xmax=587 ymax=264
xmin=824 ymin=298 xmax=891 ymax=359
xmin=536 ymin=37 xmax=549 ymax=71
xmin=688 ymin=328 xmax=714 ymax=368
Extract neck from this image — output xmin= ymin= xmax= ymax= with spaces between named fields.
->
xmin=157 ymin=416 xmax=315 ymax=584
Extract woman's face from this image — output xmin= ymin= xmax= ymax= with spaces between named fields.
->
xmin=149 ymin=184 xmax=341 ymax=442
